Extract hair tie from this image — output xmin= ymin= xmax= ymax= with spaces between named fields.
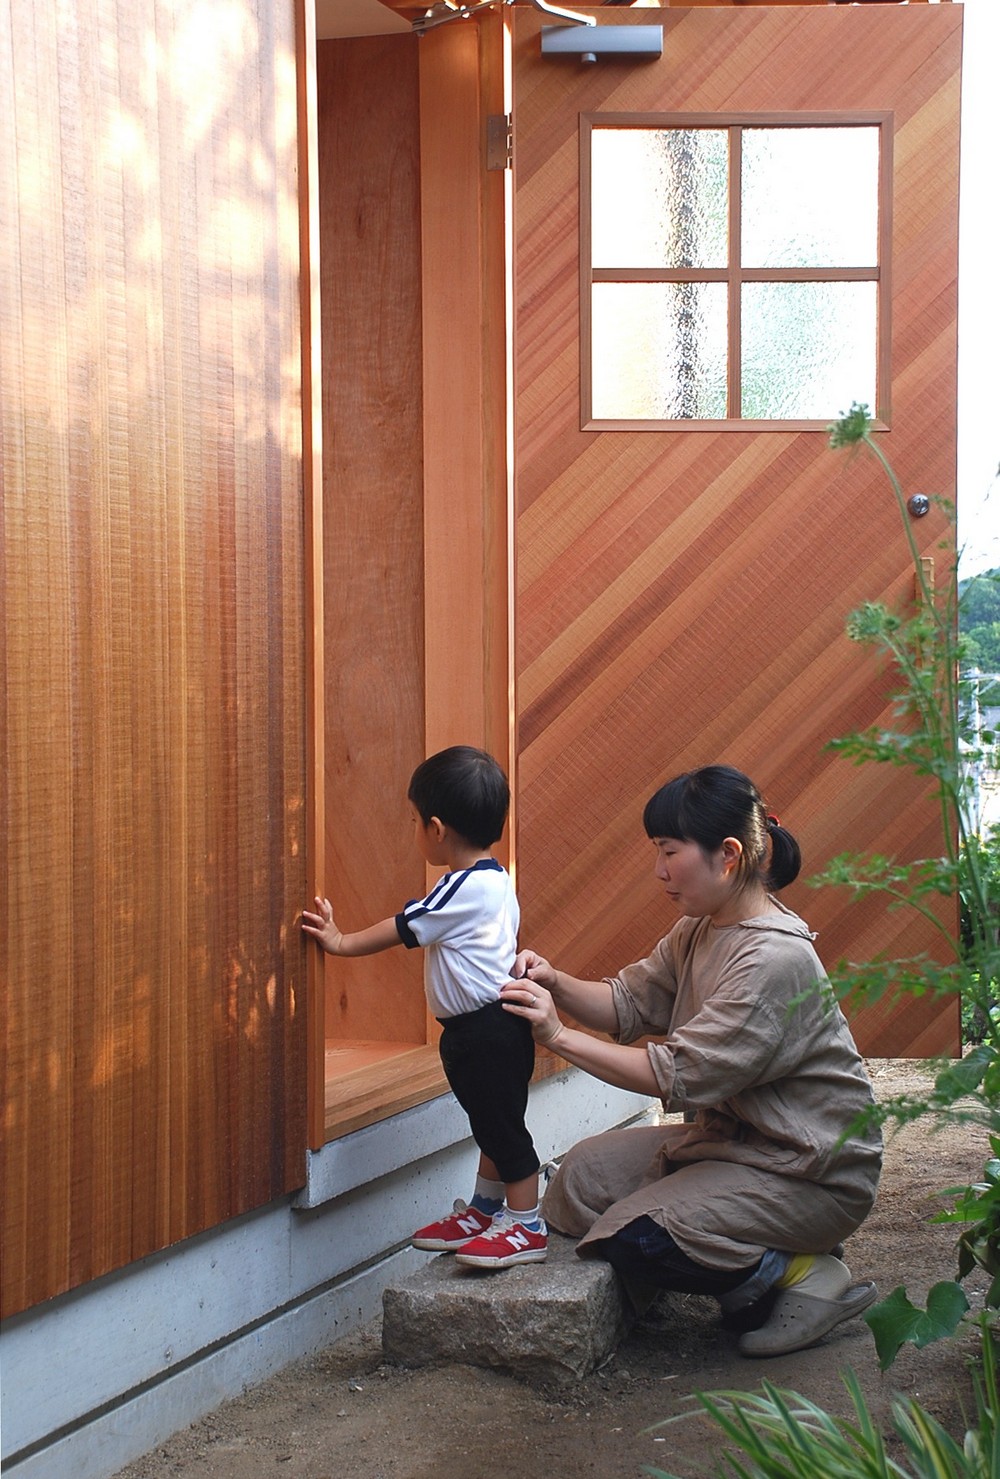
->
xmin=766 ymin=814 xmax=781 ymax=830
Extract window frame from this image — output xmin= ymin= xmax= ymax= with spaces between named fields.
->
xmin=580 ymin=111 xmax=893 ymax=432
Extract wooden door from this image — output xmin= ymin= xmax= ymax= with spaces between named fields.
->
xmin=512 ymin=3 xmax=962 ymax=1056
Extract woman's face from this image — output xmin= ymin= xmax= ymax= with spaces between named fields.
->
xmin=650 ymin=835 xmax=740 ymax=919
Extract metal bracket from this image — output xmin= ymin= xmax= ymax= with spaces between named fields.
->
xmin=413 ymin=0 xmax=596 ymax=36
xmin=413 ymin=1 xmax=495 ymax=35
xmin=486 ymin=114 xmax=513 ymax=171
xmin=528 ymin=0 xmax=595 ymax=26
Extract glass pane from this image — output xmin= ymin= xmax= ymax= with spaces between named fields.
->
xmin=742 ymin=127 xmax=880 ymax=268
xmin=592 ymin=282 xmax=728 ymax=420
xmin=741 ymin=281 xmax=877 ymax=419
xmin=591 ymin=128 xmax=728 ymax=269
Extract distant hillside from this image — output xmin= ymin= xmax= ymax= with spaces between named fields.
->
xmin=960 ymin=566 xmax=1000 ymax=674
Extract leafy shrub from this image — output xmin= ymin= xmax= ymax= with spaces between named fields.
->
xmin=645 ymin=1318 xmax=998 ymax=1479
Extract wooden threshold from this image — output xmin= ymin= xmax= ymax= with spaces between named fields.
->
xmin=323 ymin=1041 xmax=447 ymax=1141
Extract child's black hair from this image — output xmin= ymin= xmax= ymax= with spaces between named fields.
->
xmin=642 ymin=763 xmax=801 ymax=892
xmin=407 ymin=746 xmax=510 ymax=849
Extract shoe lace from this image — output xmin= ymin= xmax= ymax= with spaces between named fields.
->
xmin=478 ymin=1216 xmax=520 ymax=1242
xmin=443 ymin=1201 xmax=491 ymax=1232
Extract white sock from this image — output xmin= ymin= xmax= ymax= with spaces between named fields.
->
xmin=506 ymin=1203 xmax=542 ymax=1230
xmin=470 ymin=1177 xmax=505 ymax=1214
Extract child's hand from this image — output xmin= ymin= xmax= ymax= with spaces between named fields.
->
xmin=301 ymin=896 xmax=345 ymax=955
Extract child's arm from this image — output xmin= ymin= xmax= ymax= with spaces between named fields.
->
xmin=302 ymin=896 xmax=402 ymax=957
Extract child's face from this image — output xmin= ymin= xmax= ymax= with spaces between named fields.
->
xmin=410 ymin=806 xmax=448 ymax=867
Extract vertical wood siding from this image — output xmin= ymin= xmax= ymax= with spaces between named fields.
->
xmin=513 ymin=5 xmax=962 ymax=1057
xmin=1 ymin=0 xmax=308 ymax=1318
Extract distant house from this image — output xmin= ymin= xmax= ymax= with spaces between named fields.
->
xmin=1 ymin=2 xmax=964 ymax=1476
xmin=963 ymin=676 xmax=1000 ymax=830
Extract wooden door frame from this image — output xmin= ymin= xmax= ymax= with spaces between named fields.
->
xmin=296 ymin=0 xmax=328 ymax=1150
xmin=302 ymin=12 xmax=514 ymax=1146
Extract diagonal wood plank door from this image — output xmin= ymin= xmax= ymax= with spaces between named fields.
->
xmin=512 ymin=3 xmax=962 ymax=1056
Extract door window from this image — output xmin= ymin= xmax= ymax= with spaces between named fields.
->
xmin=583 ymin=115 xmax=891 ymax=428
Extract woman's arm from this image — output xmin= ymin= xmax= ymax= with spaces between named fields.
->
xmin=499 ymin=979 xmax=659 ymax=1097
xmin=511 ymin=948 xmax=619 ymax=1036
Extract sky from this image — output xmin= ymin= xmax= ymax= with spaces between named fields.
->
xmin=957 ymin=0 xmax=1000 ymax=577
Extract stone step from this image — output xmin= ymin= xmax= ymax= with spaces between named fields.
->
xmin=381 ymin=1231 xmax=631 ymax=1385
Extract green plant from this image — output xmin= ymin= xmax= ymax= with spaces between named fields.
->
xmin=959 ymin=568 xmax=1000 ymax=681
xmin=802 ymin=405 xmax=1000 ymax=1365
xmin=644 ymin=1319 xmax=999 ymax=1479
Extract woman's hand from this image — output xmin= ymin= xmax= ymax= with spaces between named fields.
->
xmin=504 ymin=967 xmax=659 ymax=1097
xmin=510 ymin=948 xmax=558 ymax=993
xmin=510 ymin=950 xmax=619 ymax=1035
xmin=500 ymin=978 xmax=565 ymax=1048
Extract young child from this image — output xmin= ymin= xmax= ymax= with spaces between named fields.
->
xmin=302 ymin=745 xmax=546 ymax=1269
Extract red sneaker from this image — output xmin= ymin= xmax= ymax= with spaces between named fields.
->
xmin=411 ymin=1201 xmax=496 ymax=1251
xmin=454 ymin=1217 xmax=548 ymax=1269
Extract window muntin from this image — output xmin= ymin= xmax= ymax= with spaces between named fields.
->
xmin=583 ymin=115 xmax=890 ymax=428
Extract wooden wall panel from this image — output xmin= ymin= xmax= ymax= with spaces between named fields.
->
xmin=316 ymin=35 xmax=428 ymax=1045
xmin=419 ymin=18 xmax=514 ymax=780
xmin=1 ymin=0 xmax=308 ymax=1318
xmin=513 ymin=5 xmax=961 ymax=1058
xmin=316 ymin=24 xmax=512 ymax=1083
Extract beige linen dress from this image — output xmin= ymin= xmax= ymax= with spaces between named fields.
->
xmin=542 ymin=902 xmax=882 ymax=1272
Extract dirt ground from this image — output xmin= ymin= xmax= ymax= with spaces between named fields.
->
xmin=114 ymin=1060 xmax=993 ymax=1479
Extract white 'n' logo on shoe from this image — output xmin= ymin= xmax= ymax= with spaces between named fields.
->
xmin=457 ymin=1214 xmax=483 ymax=1236
xmin=507 ymin=1229 xmax=529 ymax=1249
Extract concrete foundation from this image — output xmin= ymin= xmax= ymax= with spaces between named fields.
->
xmin=381 ymin=1232 xmax=632 ymax=1384
xmin=2 ymin=1074 xmax=653 ymax=1479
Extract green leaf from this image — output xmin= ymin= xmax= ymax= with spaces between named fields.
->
xmin=932 ymin=1045 xmax=995 ymax=1103
xmin=863 ymin=1283 xmax=969 ymax=1370
xmin=986 ymin=1270 xmax=1000 ymax=1308
xmin=892 ymin=1398 xmax=968 ymax=1477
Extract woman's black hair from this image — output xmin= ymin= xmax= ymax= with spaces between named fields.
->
xmin=642 ymin=764 xmax=801 ymax=892
xmin=407 ymin=745 xmax=510 ymax=849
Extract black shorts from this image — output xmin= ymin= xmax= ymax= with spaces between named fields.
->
xmin=437 ymin=1000 xmax=539 ymax=1184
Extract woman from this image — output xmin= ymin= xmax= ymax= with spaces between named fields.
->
xmin=500 ymin=764 xmax=882 ymax=1357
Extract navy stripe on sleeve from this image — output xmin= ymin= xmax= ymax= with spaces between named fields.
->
xmin=396 ymin=913 xmax=420 ymax=949
xmin=401 ymin=858 xmax=502 ymax=931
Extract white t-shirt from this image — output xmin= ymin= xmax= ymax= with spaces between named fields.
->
xmin=395 ymin=859 xmax=519 ymax=1019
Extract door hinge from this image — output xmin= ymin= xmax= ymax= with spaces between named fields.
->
xmin=487 ymin=113 xmax=513 ymax=171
